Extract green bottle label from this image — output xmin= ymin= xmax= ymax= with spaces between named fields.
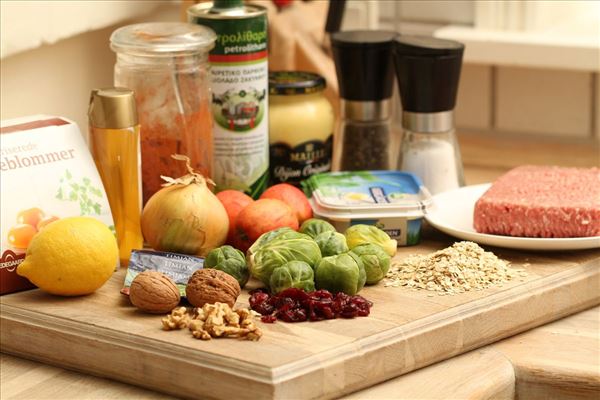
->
xmin=190 ymin=11 xmax=268 ymax=198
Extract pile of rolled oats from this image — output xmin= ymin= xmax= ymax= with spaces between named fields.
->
xmin=384 ymin=241 xmax=527 ymax=296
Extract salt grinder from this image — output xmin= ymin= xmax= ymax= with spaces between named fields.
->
xmin=394 ymin=36 xmax=465 ymax=194
xmin=331 ymin=30 xmax=398 ymax=171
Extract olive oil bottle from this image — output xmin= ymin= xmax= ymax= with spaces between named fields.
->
xmin=188 ymin=0 xmax=269 ymax=198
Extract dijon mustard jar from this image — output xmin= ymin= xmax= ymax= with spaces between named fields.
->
xmin=268 ymin=71 xmax=334 ymax=186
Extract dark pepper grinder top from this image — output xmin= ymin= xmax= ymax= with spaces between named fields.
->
xmin=331 ymin=30 xmax=397 ymax=102
xmin=393 ymin=36 xmax=464 ymax=113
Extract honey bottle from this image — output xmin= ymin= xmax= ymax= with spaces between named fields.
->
xmin=88 ymin=87 xmax=143 ymax=266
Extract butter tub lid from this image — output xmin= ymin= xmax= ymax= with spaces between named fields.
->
xmin=302 ymin=170 xmax=432 ymax=216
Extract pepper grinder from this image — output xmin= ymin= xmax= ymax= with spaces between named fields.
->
xmin=394 ymin=36 xmax=465 ymax=194
xmin=331 ymin=30 xmax=398 ymax=171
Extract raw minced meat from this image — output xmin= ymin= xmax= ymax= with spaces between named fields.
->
xmin=473 ymin=165 xmax=600 ymax=238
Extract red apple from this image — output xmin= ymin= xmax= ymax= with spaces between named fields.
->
xmin=259 ymin=184 xmax=313 ymax=224
xmin=216 ymin=190 xmax=254 ymax=248
xmin=235 ymin=199 xmax=299 ymax=252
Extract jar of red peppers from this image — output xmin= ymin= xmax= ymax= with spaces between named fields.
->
xmin=110 ymin=23 xmax=216 ymax=204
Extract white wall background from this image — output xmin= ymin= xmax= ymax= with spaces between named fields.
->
xmin=1 ymin=0 xmax=599 ymax=140
xmin=0 ymin=1 xmax=180 ymax=132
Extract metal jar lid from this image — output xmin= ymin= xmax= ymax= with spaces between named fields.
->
xmin=88 ymin=88 xmax=138 ymax=129
xmin=269 ymin=71 xmax=326 ymax=95
xmin=110 ymin=22 xmax=216 ymax=57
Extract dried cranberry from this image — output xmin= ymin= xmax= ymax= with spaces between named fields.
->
xmin=280 ymin=310 xmax=295 ymax=322
xmin=249 ymin=288 xmax=269 ymax=295
xmin=310 ymin=289 xmax=333 ymax=300
xmin=305 ymin=301 xmax=320 ymax=321
xmin=249 ymin=291 xmax=274 ymax=315
xmin=254 ymin=303 xmax=273 ymax=315
xmin=352 ymin=295 xmax=373 ymax=307
xmin=320 ymin=306 xmax=336 ymax=319
xmin=351 ymin=297 xmax=371 ymax=315
xmin=291 ymin=308 xmax=308 ymax=322
xmin=261 ymin=315 xmax=277 ymax=323
xmin=340 ymin=303 xmax=359 ymax=318
xmin=249 ymin=286 xmax=372 ymax=323
xmin=356 ymin=307 xmax=370 ymax=317
xmin=249 ymin=291 xmax=269 ymax=305
xmin=278 ymin=308 xmax=307 ymax=322
xmin=279 ymin=287 xmax=310 ymax=301
xmin=269 ymin=296 xmax=294 ymax=312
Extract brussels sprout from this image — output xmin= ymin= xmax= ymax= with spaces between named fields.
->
xmin=299 ymin=218 xmax=336 ymax=239
xmin=247 ymin=227 xmax=305 ymax=257
xmin=248 ymin=234 xmax=322 ymax=285
xmin=315 ymin=231 xmax=349 ymax=257
xmin=269 ymin=260 xmax=315 ymax=294
xmin=345 ymin=224 xmax=397 ymax=256
xmin=205 ymin=245 xmax=249 ymax=288
xmin=350 ymin=243 xmax=391 ymax=285
xmin=315 ymin=252 xmax=366 ymax=295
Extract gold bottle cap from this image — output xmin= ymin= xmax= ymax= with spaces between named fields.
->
xmin=88 ymin=87 xmax=138 ymax=129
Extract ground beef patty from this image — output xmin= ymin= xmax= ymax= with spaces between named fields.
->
xmin=474 ymin=165 xmax=600 ymax=238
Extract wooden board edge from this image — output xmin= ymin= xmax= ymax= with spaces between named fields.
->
xmin=0 ymin=313 xmax=275 ymax=400
xmin=0 ymin=304 xmax=274 ymax=381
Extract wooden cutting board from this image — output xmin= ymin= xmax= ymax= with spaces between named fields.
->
xmin=1 ymin=232 xmax=599 ymax=400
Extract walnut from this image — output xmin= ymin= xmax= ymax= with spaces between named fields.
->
xmin=188 ymin=303 xmax=262 ymax=341
xmin=246 ymin=329 xmax=263 ymax=341
xmin=161 ymin=307 xmax=190 ymax=330
xmin=129 ymin=271 xmax=181 ymax=314
xmin=188 ymin=320 xmax=211 ymax=340
xmin=186 ymin=269 xmax=241 ymax=308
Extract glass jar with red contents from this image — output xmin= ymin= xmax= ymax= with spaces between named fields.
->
xmin=110 ymin=22 xmax=216 ymax=204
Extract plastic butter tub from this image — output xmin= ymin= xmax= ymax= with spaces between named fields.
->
xmin=303 ymin=171 xmax=432 ymax=246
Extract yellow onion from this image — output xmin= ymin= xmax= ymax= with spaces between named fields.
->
xmin=141 ymin=155 xmax=228 ymax=256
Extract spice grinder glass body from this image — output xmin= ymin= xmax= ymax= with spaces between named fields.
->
xmin=394 ymin=35 xmax=465 ymax=194
xmin=331 ymin=30 xmax=399 ymax=171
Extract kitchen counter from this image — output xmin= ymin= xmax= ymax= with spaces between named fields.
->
xmin=1 ymin=146 xmax=598 ymax=399
xmin=492 ymin=307 xmax=600 ymax=400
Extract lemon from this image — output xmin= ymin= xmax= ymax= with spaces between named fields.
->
xmin=17 ymin=216 xmax=118 ymax=296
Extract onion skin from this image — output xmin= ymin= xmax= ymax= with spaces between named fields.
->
xmin=141 ymin=184 xmax=229 ymax=257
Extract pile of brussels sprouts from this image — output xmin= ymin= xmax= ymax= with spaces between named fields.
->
xmin=205 ymin=219 xmax=397 ymax=296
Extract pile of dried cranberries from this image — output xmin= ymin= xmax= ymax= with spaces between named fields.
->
xmin=249 ymin=287 xmax=373 ymax=323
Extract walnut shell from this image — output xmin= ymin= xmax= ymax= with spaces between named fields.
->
xmin=186 ymin=269 xmax=241 ymax=308
xmin=129 ymin=271 xmax=181 ymax=314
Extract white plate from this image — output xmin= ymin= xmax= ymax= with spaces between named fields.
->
xmin=425 ymin=183 xmax=600 ymax=251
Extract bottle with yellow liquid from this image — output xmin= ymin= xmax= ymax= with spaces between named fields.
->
xmin=88 ymin=87 xmax=143 ymax=266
